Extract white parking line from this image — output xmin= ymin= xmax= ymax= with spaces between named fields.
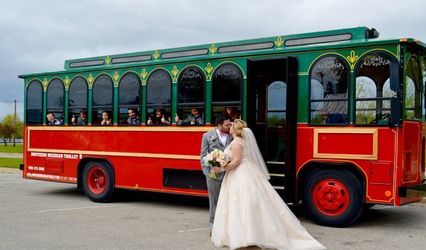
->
xmin=178 ymin=227 xmax=210 ymax=233
xmin=39 ymin=204 xmax=128 ymax=213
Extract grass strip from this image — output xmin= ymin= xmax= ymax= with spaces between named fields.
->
xmin=0 ymin=158 xmax=22 ymax=169
xmin=0 ymin=144 xmax=23 ymax=153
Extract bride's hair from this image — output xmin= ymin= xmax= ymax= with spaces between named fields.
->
xmin=232 ymin=119 xmax=247 ymax=137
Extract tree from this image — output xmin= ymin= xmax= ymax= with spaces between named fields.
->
xmin=0 ymin=114 xmax=23 ymax=146
xmin=0 ymin=122 xmax=15 ymax=146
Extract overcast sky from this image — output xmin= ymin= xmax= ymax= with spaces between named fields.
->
xmin=0 ymin=0 xmax=425 ymax=118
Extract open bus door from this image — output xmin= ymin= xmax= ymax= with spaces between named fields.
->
xmin=247 ymin=57 xmax=298 ymax=202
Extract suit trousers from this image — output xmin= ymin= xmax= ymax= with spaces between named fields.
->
xmin=206 ymin=176 xmax=222 ymax=227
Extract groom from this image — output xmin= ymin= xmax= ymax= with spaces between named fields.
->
xmin=200 ymin=114 xmax=232 ymax=228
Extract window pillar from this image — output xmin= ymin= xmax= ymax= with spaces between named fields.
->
xmin=205 ymin=79 xmax=212 ymax=125
xmin=64 ymin=88 xmax=69 ymax=125
xmin=88 ymin=87 xmax=93 ymax=125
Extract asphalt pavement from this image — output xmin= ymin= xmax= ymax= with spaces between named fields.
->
xmin=0 ymin=171 xmax=425 ymax=250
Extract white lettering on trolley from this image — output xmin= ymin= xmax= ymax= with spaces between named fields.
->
xmin=30 ymin=152 xmax=79 ymax=159
xmin=64 ymin=154 xmax=78 ymax=159
xmin=47 ymin=153 xmax=63 ymax=158
xmin=28 ymin=166 xmax=45 ymax=171
xmin=26 ymin=172 xmax=77 ymax=182
xmin=31 ymin=152 xmax=47 ymax=157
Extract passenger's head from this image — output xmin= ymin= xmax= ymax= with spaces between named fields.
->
xmin=216 ymin=114 xmax=231 ymax=134
xmin=155 ymin=108 xmax=163 ymax=117
xmin=191 ymin=108 xmax=200 ymax=117
xmin=128 ymin=108 xmax=137 ymax=118
xmin=231 ymin=119 xmax=247 ymax=138
xmin=46 ymin=112 xmax=55 ymax=122
xmin=79 ymin=111 xmax=87 ymax=119
xmin=225 ymin=107 xmax=235 ymax=114
xmin=102 ymin=111 xmax=111 ymax=120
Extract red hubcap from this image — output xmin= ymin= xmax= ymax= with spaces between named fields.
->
xmin=87 ymin=166 xmax=108 ymax=195
xmin=312 ymin=178 xmax=350 ymax=216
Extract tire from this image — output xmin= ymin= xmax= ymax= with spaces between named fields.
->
xmin=82 ymin=161 xmax=115 ymax=202
xmin=303 ymin=169 xmax=363 ymax=227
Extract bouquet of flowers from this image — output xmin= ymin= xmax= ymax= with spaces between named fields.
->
xmin=205 ymin=149 xmax=228 ymax=179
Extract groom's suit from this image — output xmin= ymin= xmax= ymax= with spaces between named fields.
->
xmin=200 ymin=128 xmax=232 ymax=227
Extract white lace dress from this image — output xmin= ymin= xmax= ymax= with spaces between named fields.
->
xmin=211 ymin=139 xmax=325 ymax=250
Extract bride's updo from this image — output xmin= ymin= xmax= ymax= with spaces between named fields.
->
xmin=232 ymin=119 xmax=247 ymax=138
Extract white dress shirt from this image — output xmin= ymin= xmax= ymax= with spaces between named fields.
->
xmin=216 ymin=129 xmax=228 ymax=146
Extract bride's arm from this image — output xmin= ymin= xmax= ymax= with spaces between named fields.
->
xmin=223 ymin=143 xmax=242 ymax=171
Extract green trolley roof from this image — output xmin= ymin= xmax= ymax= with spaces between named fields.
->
xmin=19 ymin=26 xmax=424 ymax=79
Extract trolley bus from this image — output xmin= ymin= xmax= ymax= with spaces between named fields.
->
xmin=19 ymin=27 xmax=426 ymax=226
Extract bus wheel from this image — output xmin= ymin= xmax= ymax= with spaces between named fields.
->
xmin=82 ymin=161 xmax=114 ymax=202
xmin=303 ymin=169 xmax=363 ymax=227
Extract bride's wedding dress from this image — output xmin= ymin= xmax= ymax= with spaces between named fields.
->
xmin=211 ymin=128 xmax=325 ymax=250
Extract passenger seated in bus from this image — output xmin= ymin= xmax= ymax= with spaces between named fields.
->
xmin=147 ymin=108 xmax=171 ymax=125
xmin=71 ymin=111 xmax=87 ymax=125
xmin=127 ymin=108 xmax=139 ymax=125
xmin=46 ymin=112 xmax=61 ymax=125
xmin=223 ymin=107 xmax=241 ymax=122
xmin=175 ymin=107 xmax=204 ymax=125
xmin=101 ymin=111 xmax=112 ymax=125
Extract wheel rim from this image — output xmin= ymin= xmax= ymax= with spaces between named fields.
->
xmin=312 ymin=178 xmax=350 ymax=216
xmin=87 ymin=166 xmax=108 ymax=195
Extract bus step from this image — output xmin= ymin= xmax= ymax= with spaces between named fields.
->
xmin=269 ymin=173 xmax=285 ymax=177
xmin=267 ymin=161 xmax=285 ymax=165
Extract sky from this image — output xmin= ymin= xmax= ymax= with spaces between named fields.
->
xmin=1 ymin=0 xmax=425 ymax=119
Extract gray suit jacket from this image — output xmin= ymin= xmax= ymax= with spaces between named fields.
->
xmin=200 ymin=128 xmax=233 ymax=180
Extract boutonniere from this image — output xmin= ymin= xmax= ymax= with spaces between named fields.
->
xmin=210 ymin=135 xmax=217 ymax=142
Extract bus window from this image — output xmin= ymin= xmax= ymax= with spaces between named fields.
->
xmin=146 ymin=69 xmax=172 ymax=125
xmin=309 ymin=56 xmax=349 ymax=125
xmin=405 ymin=56 xmax=422 ymax=120
xmin=26 ymin=80 xmax=43 ymax=125
xmin=212 ymin=63 xmax=242 ymax=122
xmin=119 ymin=72 xmax=141 ymax=125
xmin=69 ymin=76 xmax=88 ymax=125
xmin=267 ymin=81 xmax=286 ymax=127
xmin=92 ymin=74 xmax=113 ymax=125
xmin=177 ymin=67 xmax=205 ymax=125
xmin=355 ymin=52 xmax=395 ymax=125
xmin=46 ymin=79 xmax=64 ymax=124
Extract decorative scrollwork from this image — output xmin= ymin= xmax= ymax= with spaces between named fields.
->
xmin=140 ymin=68 xmax=148 ymax=85
xmin=42 ymin=77 xmax=49 ymax=91
xmin=63 ymin=76 xmax=70 ymax=90
xmin=153 ymin=50 xmax=160 ymax=60
xmin=205 ymin=63 xmax=214 ymax=81
xmin=87 ymin=74 xmax=94 ymax=85
xmin=274 ymin=36 xmax=284 ymax=48
xmin=360 ymin=54 xmax=390 ymax=68
xmin=171 ymin=66 xmax=180 ymax=83
xmin=105 ymin=56 xmax=111 ymax=65
xmin=113 ymin=71 xmax=120 ymax=86
xmin=209 ymin=44 xmax=217 ymax=55
xmin=346 ymin=51 xmax=359 ymax=70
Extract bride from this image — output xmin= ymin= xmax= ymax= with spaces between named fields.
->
xmin=211 ymin=119 xmax=325 ymax=250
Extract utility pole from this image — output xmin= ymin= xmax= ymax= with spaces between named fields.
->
xmin=13 ymin=99 xmax=16 ymax=147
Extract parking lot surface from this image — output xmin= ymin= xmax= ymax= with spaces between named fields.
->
xmin=1 ymin=171 xmax=425 ymax=250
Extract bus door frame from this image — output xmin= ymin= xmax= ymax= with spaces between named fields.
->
xmin=246 ymin=57 xmax=298 ymax=201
